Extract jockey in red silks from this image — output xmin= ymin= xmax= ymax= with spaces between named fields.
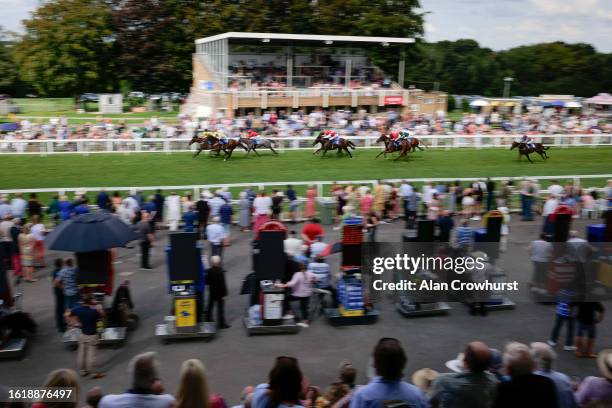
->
xmin=247 ymin=129 xmax=261 ymax=145
xmin=389 ymin=130 xmax=401 ymax=148
xmin=322 ymin=129 xmax=340 ymax=145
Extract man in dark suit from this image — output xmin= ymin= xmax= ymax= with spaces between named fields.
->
xmin=206 ymin=255 xmax=229 ymax=328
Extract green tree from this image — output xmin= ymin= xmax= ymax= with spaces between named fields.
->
xmin=14 ymin=0 xmax=117 ymax=97
xmin=0 ymin=28 xmax=19 ymax=95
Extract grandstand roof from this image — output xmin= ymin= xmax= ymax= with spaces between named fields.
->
xmin=195 ymin=32 xmax=415 ymax=45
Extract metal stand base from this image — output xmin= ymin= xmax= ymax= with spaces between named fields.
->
xmin=63 ymin=327 xmax=127 ymax=349
xmin=484 ymin=298 xmax=516 ymax=310
xmin=396 ymin=302 xmax=451 ymax=317
xmin=324 ymin=308 xmax=379 ymax=326
xmin=155 ymin=322 xmax=217 ymax=343
xmin=243 ymin=317 xmax=300 ymax=336
xmin=0 ymin=338 xmax=27 ymax=360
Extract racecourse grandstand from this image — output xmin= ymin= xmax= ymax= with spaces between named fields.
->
xmin=182 ymin=32 xmax=447 ymax=118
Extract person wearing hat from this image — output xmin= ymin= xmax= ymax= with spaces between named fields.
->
xmin=575 ymin=349 xmax=612 ymax=406
xmin=412 ymin=368 xmax=439 ymax=398
xmin=431 ymin=341 xmax=497 ymax=408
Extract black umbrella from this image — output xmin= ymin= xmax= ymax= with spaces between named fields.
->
xmin=45 ymin=212 xmax=139 ymax=252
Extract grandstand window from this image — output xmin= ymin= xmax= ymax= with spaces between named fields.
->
xmin=425 ymin=99 xmax=433 ymax=104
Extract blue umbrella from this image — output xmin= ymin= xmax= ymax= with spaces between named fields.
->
xmin=45 ymin=212 xmax=139 ymax=252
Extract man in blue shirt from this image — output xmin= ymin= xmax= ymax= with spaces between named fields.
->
xmin=531 ymin=342 xmax=578 ymax=408
xmin=55 ymin=258 xmax=80 ymax=310
xmin=206 ymin=216 xmax=226 ymax=258
xmin=68 ymin=293 xmax=105 ymax=378
xmin=183 ymin=205 xmax=197 ymax=233
xmin=350 ymin=338 xmax=428 ymax=408
xmin=219 ymin=200 xmax=233 ymax=241
xmin=455 ymin=219 xmax=474 ymax=251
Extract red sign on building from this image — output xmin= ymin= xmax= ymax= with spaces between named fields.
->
xmin=383 ymin=95 xmax=403 ymax=105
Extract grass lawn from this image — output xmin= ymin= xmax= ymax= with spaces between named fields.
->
xmin=1 ymin=148 xmax=611 ymax=192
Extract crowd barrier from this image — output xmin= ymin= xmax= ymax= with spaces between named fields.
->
xmin=0 ymin=134 xmax=610 ymax=155
xmin=0 ymin=175 xmax=609 ymax=216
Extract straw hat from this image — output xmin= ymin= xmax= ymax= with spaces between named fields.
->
xmin=411 ymin=368 xmax=439 ymax=392
xmin=445 ymin=353 xmax=465 ymax=373
xmin=597 ymin=349 xmax=612 ymax=381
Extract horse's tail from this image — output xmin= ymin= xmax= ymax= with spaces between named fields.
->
xmin=543 ymin=146 xmax=550 ymax=150
xmin=347 ymin=140 xmax=356 ymax=149
xmin=418 ymin=139 xmax=428 ymax=148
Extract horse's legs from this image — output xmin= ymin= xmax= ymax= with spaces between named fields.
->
xmin=193 ymin=148 xmax=202 ymax=158
xmin=345 ymin=147 xmax=352 ymax=158
xmin=313 ymin=147 xmax=321 ymax=155
xmin=253 ymin=147 xmax=261 ymax=156
xmin=224 ymin=148 xmax=233 ymax=161
xmin=375 ymin=150 xmax=385 ymax=158
xmin=269 ymin=146 xmax=278 ymax=154
xmin=525 ymin=153 xmax=533 ymax=163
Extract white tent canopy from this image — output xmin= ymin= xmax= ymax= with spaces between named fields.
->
xmin=469 ymin=99 xmax=489 ymax=107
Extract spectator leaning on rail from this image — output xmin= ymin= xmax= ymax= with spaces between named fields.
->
xmin=430 ymin=341 xmax=498 ymax=408
xmin=349 ymin=338 xmax=428 ymax=408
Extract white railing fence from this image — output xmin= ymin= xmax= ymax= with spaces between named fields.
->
xmin=1 ymin=175 xmax=609 ymax=217
xmin=0 ymin=134 xmax=611 ymax=155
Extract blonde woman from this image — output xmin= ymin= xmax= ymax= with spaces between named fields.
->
xmin=31 ymin=368 xmax=79 ymax=408
xmin=176 ymin=359 xmax=226 ymax=408
xmin=19 ymin=224 xmax=36 ymax=282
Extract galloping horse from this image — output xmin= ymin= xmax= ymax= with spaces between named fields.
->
xmin=510 ymin=141 xmax=550 ymax=163
xmin=312 ymin=134 xmax=356 ymax=158
xmin=214 ymin=139 xmax=249 ymax=161
xmin=240 ymin=137 xmax=279 ymax=155
xmin=189 ymin=134 xmax=220 ymax=158
xmin=375 ymin=134 xmax=411 ymax=161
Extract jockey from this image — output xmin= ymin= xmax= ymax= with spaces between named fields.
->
xmin=247 ymin=129 xmax=262 ymax=145
xmin=323 ymin=129 xmax=340 ymax=145
xmin=521 ymin=134 xmax=535 ymax=149
xmin=389 ymin=131 xmax=401 ymax=148
xmin=399 ymin=128 xmax=414 ymax=144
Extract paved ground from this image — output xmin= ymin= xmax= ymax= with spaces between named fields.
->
xmin=0 ymin=216 xmax=610 ymax=405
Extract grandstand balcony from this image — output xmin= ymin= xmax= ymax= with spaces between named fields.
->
xmin=182 ymin=32 xmax=447 ymax=117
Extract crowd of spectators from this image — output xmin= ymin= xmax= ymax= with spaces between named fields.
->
xmin=1 ymin=109 xmax=610 ymax=144
xmin=6 ymin=338 xmax=611 ymax=407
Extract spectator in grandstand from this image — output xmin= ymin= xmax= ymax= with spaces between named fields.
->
xmin=51 ymin=258 xmax=66 ymax=332
xmin=27 ymin=192 xmax=42 ymax=220
xmin=30 ymin=215 xmax=46 ymax=267
xmin=286 ymin=185 xmax=299 ymax=224
xmin=574 ymin=349 xmax=612 ymax=407
xmin=455 ymin=219 xmax=474 ymax=251
xmin=176 ymin=359 xmax=226 ymax=408
xmin=575 ymin=301 xmax=605 ymax=358
xmin=99 ymin=352 xmax=175 ymax=408
xmin=530 ymin=342 xmax=577 ymax=408
xmin=238 ymin=191 xmax=251 ymax=232
xmin=31 ymin=369 xmax=80 ymax=408
xmin=18 ymin=223 xmax=36 ymax=282
xmin=206 ymin=255 xmax=229 ymax=329
xmin=279 ymin=262 xmax=316 ymax=328
xmin=10 ymin=192 xmax=27 ymax=220
xmin=206 ymin=216 xmax=226 ymax=258
xmin=430 ymin=341 xmax=497 ymax=408
xmin=96 ymin=189 xmax=111 ymax=211
xmin=304 ymin=185 xmax=317 ymax=219
xmin=493 ymin=342 xmax=557 ymax=408
xmin=251 ymin=356 xmax=304 ymax=408
xmin=67 ymin=293 xmax=105 ymax=379
xmin=350 ymin=338 xmax=428 ymax=408
xmin=437 ymin=210 xmax=454 ymax=243
xmin=55 ymin=258 xmax=78 ymax=309
xmin=182 ymin=205 xmax=197 ymax=233
xmin=529 ymin=233 xmax=553 ymax=288
xmin=138 ymin=212 xmax=154 ymax=270
xmin=166 ymin=191 xmax=181 ymax=231
xmin=253 ymin=191 xmax=272 ymax=231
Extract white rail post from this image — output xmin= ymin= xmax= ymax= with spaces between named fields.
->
xmin=317 ymin=183 xmax=323 ymax=198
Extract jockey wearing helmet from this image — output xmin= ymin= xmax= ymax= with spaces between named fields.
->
xmin=521 ymin=134 xmax=535 ymax=149
xmin=389 ymin=131 xmax=401 ymax=148
xmin=322 ymin=129 xmax=340 ymax=145
xmin=247 ymin=129 xmax=262 ymax=145
xmin=399 ymin=128 xmax=414 ymax=144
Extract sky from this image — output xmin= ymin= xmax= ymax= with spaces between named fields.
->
xmin=1 ymin=0 xmax=611 ymax=52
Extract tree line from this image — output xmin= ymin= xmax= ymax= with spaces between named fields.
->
xmin=0 ymin=0 xmax=610 ymax=98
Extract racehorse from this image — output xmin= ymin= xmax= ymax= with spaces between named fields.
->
xmin=240 ymin=137 xmax=278 ymax=155
xmin=375 ymin=134 xmax=412 ymax=161
xmin=312 ymin=134 xmax=356 ymax=158
xmin=189 ymin=134 xmax=221 ymax=158
xmin=214 ymin=139 xmax=249 ymax=161
xmin=510 ymin=141 xmax=550 ymax=163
